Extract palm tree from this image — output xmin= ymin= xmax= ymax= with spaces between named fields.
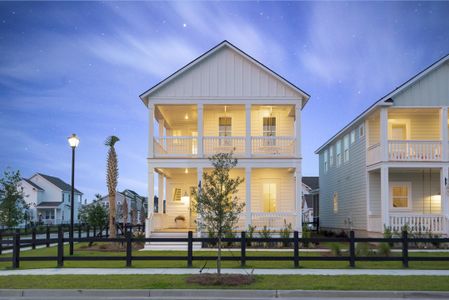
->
xmin=105 ymin=135 xmax=119 ymax=238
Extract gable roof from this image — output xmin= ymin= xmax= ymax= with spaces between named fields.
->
xmin=302 ymin=176 xmax=319 ymax=191
xmin=22 ymin=178 xmax=44 ymax=191
xmin=315 ymin=53 xmax=449 ymax=154
xmin=36 ymin=173 xmax=82 ymax=194
xmin=36 ymin=201 xmax=63 ymax=208
xmin=139 ymin=40 xmax=310 ymax=108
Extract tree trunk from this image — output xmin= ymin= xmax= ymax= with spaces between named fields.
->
xmin=217 ymin=235 xmax=222 ymax=275
xmin=109 ymin=192 xmax=116 ymax=238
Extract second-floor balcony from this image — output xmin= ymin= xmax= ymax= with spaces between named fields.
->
xmin=154 ymin=136 xmax=296 ymax=158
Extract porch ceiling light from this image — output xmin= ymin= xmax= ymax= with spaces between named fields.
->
xmin=67 ymin=134 xmax=80 ymax=148
xmin=185 ymin=168 xmax=188 ymax=174
xmin=181 ymin=191 xmax=190 ymax=204
xmin=184 ymin=113 xmax=189 ymax=120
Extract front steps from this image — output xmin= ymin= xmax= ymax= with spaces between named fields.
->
xmin=141 ymin=232 xmax=202 ymax=251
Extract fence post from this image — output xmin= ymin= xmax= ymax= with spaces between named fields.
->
xmin=402 ymin=230 xmax=409 ymax=268
xmin=12 ymin=230 xmax=20 ymax=269
xmin=187 ymin=231 xmax=193 ymax=267
xmin=46 ymin=226 xmax=50 ymax=247
xmin=241 ymin=231 xmax=246 ymax=267
xmin=106 ymin=226 xmax=109 ymax=237
xmin=57 ymin=226 xmax=64 ymax=267
xmin=349 ymin=230 xmax=355 ymax=268
xmin=126 ymin=230 xmax=132 ymax=267
xmin=293 ymin=231 xmax=299 ymax=268
xmin=31 ymin=227 xmax=36 ymax=250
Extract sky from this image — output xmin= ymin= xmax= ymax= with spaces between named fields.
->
xmin=1 ymin=1 xmax=449 ymax=202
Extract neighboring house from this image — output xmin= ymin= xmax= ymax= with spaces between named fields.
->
xmin=139 ymin=40 xmax=310 ymax=236
xmin=302 ymin=176 xmax=319 ymax=224
xmin=98 ymin=189 xmax=146 ymax=224
xmin=316 ymin=54 xmax=449 ymax=236
xmin=20 ymin=173 xmax=82 ymax=225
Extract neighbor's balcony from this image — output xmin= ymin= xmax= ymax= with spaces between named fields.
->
xmin=153 ymin=136 xmax=296 ymax=158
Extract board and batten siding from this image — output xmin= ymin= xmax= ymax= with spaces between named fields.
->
xmin=319 ymin=124 xmax=367 ymax=230
xmin=150 ymin=46 xmax=301 ymax=99
xmin=393 ymin=61 xmax=449 ymax=107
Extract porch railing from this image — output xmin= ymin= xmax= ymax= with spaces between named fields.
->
xmin=154 ymin=137 xmax=198 ymax=157
xmin=251 ymin=212 xmax=296 ymax=230
xmin=203 ymin=136 xmax=246 ymax=157
xmin=367 ymin=143 xmax=381 ymax=165
xmin=251 ymin=136 xmax=295 ymax=157
xmin=389 ymin=214 xmax=447 ymax=234
xmin=388 ymin=140 xmax=442 ymax=161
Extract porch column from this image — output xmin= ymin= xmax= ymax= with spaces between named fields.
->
xmin=148 ymin=103 xmax=155 ymax=158
xmin=158 ymin=119 xmax=164 ymax=137
xmin=157 ymin=172 xmax=164 ymax=213
xmin=441 ymin=107 xmax=448 ymax=161
xmin=295 ymin=103 xmax=301 ymax=158
xmin=380 ymin=165 xmax=390 ymax=229
xmin=197 ymin=104 xmax=204 ymax=158
xmin=245 ymin=167 xmax=252 ymax=228
xmin=380 ymin=107 xmax=389 ymax=162
xmin=145 ymin=167 xmax=155 ymax=238
xmin=295 ymin=166 xmax=303 ymax=233
xmin=245 ymin=103 xmax=251 ymax=158
xmin=441 ymin=166 xmax=449 ymax=217
xmin=197 ymin=167 xmax=203 ymax=237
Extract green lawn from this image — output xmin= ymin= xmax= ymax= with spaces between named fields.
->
xmin=0 ymin=275 xmax=449 ymax=291
xmin=1 ymin=242 xmax=449 ymax=270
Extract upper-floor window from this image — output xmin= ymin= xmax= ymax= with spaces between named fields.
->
xmin=329 ymin=145 xmax=334 ymax=167
xmin=350 ymin=130 xmax=356 ymax=144
xmin=263 ymin=117 xmax=276 ymax=146
xmin=323 ymin=149 xmax=329 ymax=173
xmin=343 ymin=135 xmax=349 ymax=162
xmin=219 ymin=117 xmax=232 ymax=146
xmin=359 ymin=124 xmax=365 ymax=138
xmin=388 ymin=120 xmax=410 ymax=140
xmin=336 ymin=140 xmax=342 ymax=167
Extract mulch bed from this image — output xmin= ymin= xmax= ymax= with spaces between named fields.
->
xmin=77 ymin=243 xmax=144 ymax=252
xmin=186 ymin=274 xmax=255 ymax=286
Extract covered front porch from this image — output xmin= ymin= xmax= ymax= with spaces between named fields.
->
xmin=148 ymin=167 xmax=302 ymax=234
xmin=367 ymin=167 xmax=449 ymax=234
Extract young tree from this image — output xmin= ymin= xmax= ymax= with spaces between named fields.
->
xmin=193 ymin=153 xmax=244 ymax=275
xmin=122 ymin=198 xmax=128 ymax=228
xmin=0 ymin=169 xmax=29 ymax=228
xmin=105 ymin=135 xmax=119 ymax=238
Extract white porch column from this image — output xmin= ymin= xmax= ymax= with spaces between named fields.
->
xmin=295 ymin=166 xmax=303 ymax=233
xmin=380 ymin=107 xmax=389 ymax=162
xmin=245 ymin=103 xmax=252 ymax=158
xmin=441 ymin=166 xmax=449 ymax=217
xmin=157 ymin=173 xmax=164 ymax=213
xmin=295 ymin=103 xmax=301 ymax=158
xmin=196 ymin=167 xmax=203 ymax=238
xmin=245 ymin=167 xmax=252 ymax=228
xmin=441 ymin=107 xmax=448 ymax=161
xmin=197 ymin=104 xmax=204 ymax=158
xmin=148 ymin=103 xmax=155 ymax=158
xmin=145 ymin=167 xmax=155 ymax=238
xmin=380 ymin=165 xmax=390 ymax=230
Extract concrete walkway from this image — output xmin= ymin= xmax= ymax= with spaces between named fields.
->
xmin=1 ymin=268 xmax=449 ymax=276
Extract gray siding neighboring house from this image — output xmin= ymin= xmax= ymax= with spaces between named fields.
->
xmin=316 ymin=54 xmax=449 ymax=236
xmin=97 ymin=190 xmax=146 ymax=224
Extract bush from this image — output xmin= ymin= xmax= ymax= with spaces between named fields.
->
xmin=355 ymin=242 xmax=371 ymax=256
xmin=260 ymin=225 xmax=272 ymax=248
xmin=336 ymin=230 xmax=348 ymax=238
xmin=279 ymin=220 xmax=292 ymax=247
xmin=301 ymin=224 xmax=311 ymax=248
xmin=247 ymin=225 xmax=256 ymax=247
xmin=383 ymin=225 xmax=394 ymax=247
xmin=377 ymin=242 xmax=391 ymax=257
xmin=330 ymin=243 xmax=342 ymax=256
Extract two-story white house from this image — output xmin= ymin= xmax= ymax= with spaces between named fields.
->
xmin=316 ymin=54 xmax=449 ymax=236
xmin=139 ymin=41 xmax=310 ymax=237
xmin=21 ymin=173 xmax=82 ymax=225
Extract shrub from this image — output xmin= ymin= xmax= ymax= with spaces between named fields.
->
xmin=207 ymin=229 xmax=217 ymax=247
xmin=260 ymin=225 xmax=272 ymax=248
xmin=383 ymin=225 xmax=394 ymax=247
xmin=355 ymin=242 xmax=370 ymax=257
xmin=224 ymin=231 xmax=235 ymax=247
xmin=133 ymin=230 xmax=145 ymax=247
xmin=301 ymin=224 xmax=311 ymax=248
xmin=247 ymin=225 xmax=256 ymax=247
xmin=330 ymin=243 xmax=342 ymax=256
xmin=279 ymin=220 xmax=293 ymax=247
xmin=336 ymin=230 xmax=348 ymax=238
xmin=377 ymin=242 xmax=391 ymax=257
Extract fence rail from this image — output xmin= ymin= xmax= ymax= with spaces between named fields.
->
xmin=2 ymin=227 xmax=449 ymax=269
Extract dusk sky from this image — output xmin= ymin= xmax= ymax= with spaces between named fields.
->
xmin=1 ymin=1 xmax=449 ymax=201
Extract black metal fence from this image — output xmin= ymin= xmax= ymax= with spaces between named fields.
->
xmin=2 ymin=228 xmax=449 ymax=269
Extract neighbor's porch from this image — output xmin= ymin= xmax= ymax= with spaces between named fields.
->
xmin=367 ymin=167 xmax=449 ymax=234
xmin=148 ymin=167 xmax=302 ymax=234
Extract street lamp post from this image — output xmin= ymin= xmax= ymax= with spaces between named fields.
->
xmin=67 ymin=133 xmax=79 ymax=256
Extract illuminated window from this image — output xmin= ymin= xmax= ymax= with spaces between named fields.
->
xmin=263 ymin=183 xmax=277 ymax=213
xmin=390 ymin=182 xmax=411 ymax=209
xmin=359 ymin=124 xmax=365 ymax=137
xmin=333 ymin=192 xmax=338 ymax=213
xmin=263 ymin=117 xmax=276 ymax=146
xmin=329 ymin=145 xmax=334 ymax=166
xmin=219 ymin=117 xmax=232 ymax=146
xmin=343 ymin=135 xmax=349 ymax=162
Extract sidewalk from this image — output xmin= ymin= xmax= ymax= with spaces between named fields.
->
xmin=2 ymin=268 xmax=449 ymax=276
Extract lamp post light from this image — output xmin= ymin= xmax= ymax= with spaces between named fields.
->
xmin=67 ymin=133 xmax=79 ymax=256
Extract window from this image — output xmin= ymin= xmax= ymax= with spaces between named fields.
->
xmin=329 ymin=145 xmax=334 ymax=167
xmin=343 ymin=135 xmax=349 ymax=162
xmin=359 ymin=124 xmax=365 ymax=138
xmin=263 ymin=183 xmax=277 ymax=212
xmin=263 ymin=117 xmax=276 ymax=146
xmin=390 ymin=182 xmax=412 ymax=209
xmin=219 ymin=117 xmax=232 ymax=146
xmin=323 ymin=150 xmax=328 ymax=173
xmin=350 ymin=130 xmax=356 ymax=144
xmin=333 ymin=192 xmax=338 ymax=213
xmin=336 ymin=140 xmax=341 ymax=167
xmin=391 ymin=124 xmax=406 ymax=140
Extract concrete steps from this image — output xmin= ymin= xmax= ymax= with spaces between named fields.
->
xmin=141 ymin=232 xmax=202 ymax=251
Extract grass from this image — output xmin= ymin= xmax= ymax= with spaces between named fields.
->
xmin=1 ymin=242 xmax=449 ymax=270
xmin=0 ymin=275 xmax=449 ymax=290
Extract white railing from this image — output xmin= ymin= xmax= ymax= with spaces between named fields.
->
xmin=251 ymin=136 xmax=295 ymax=157
xmin=251 ymin=212 xmax=296 ymax=231
xmin=203 ymin=136 xmax=246 ymax=157
xmin=154 ymin=137 xmax=198 ymax=157
xmin=41 ymin=219 xmax=64 ymax=225
xmin=367 ymin=143 xmax=381 ymax=165
xmin=388 ymin=140 xmax=442 ymax=161
xmin=389 ymin=214 xmax=447 ymax=234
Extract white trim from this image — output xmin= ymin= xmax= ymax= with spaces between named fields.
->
xmin=389 ymin=181 xmax=413 ymax=211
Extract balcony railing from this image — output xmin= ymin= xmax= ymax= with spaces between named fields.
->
xmin=250 ymin=212 xmax=296 ymax=231
xmin=153 ymin=136 xmax=296 ymax=158
xmin=388 ymin=140 xmax=442 ymax=161
xmin=390 ymin=214 xmax=447 ymax=234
